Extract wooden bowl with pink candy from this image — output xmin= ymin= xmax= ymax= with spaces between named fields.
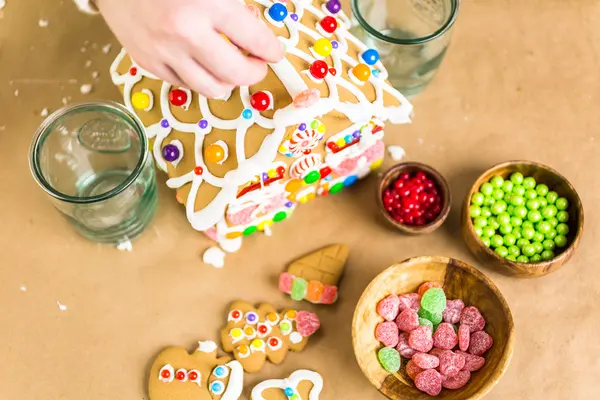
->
xmin=352 ymin=256 xmax=514 ymax=399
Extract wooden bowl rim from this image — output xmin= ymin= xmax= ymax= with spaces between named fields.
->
xmin=352 ymin=255 xmax=515 ymax=399
xmin=377 ymin=162 xmax=452 ymax=234
xmin=463 ymin=160 xmax=584 ymax=272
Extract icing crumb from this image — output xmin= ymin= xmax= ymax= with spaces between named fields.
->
xmin=203 ymin=246 xmax=226 ymax=268
xmin=61 ymin=97 xmax=68 ymax=106
xmin=40 ymin=108 xmax=49 ymax=117
xmin=80 ymin=47 xmax=87 ymax=53
xmin=386 ymin=145 xmax=406 ymax=161
xmin=20 ymin=285 xmax=27 ymax=292
xmin=417 ymin=138 xmax=424 ymax=145
xmin=0 ymin=126 xmax=5 ymax=131
xmin=14 ymin=89 xmax=18 ymax=97
xmin=38 ymin=19 xmax=49 ymax=28
xmin=56 ymin=301 xmax=68 ymax=311
xmin=84 ymin=60 xmax=92 ymax=68
xmin=116 ymin=239 xmax=133 ymax=252
xmin=102 ymin=44 xmax=112 ymax=54
xmin=92 ymin=71 xmax=99 ymax=79
xmin=80 ymin=84 xmax=93 ymax=94
xmin=0 ymin=0 xmax=5 ymax=10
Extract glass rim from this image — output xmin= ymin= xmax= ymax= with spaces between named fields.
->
xmin=29 ymin=100 xmax=149 ymax=205
xmin=351 ymin=0 xmax=460 ymax=45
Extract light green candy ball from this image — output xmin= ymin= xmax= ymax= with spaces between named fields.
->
xmin=378 ymin=347 xmax=401 ymax=373
xmin=420 ymin=288 xmax=446 ymax=314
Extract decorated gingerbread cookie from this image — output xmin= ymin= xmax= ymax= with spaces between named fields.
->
xmin=251 ymin=370 xmax=323 ymax=399
xmin=221 ymin=301 xmax=320 ymax=373
xmin=279 ymin=244 xmax=349 ymax=304
xmin=148 ymin=340 xmax=244 ymax=400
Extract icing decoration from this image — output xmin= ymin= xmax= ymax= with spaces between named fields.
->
xmin=199 ymin=119 xmax=209 ymax=129
xmin=293 ymin=88 xmax=321 ymax=108
xmin=257 ymin=322 xmax=272 ymax=338
xmin=279 ymin=274 xmax=338 ymax=304
xmin=267 ymin=3 xmax=288 ymax=25
xmin=312 ymin=38 xmax=333 ymax=58
xmin=228 ymin=309 xmax=243 ymax=322
xmin=244 ymin=325 xmax=257 ymax=339
xmin=221 ymin=361 xmax=244 ymax=400
xmin=285 ymin=310 xmax=297 ymax=320
xmin=213 ymin=365 xmax=230 ymax=379
xmin=250 ymin=91 xmax=274 ymax=111
xmin=161 ymin=143 xmax=180 ymax=163
xmin=230 ymin=327 xmax=245 ymax=343
xmin=319 ymin=16 xmax=337 ymax=34
xmin=242 ymin=109 xmax=253 ymax=119
xmin=237 ymin=165 xmax=286 ymax=198
xmin=204 ymin=140 xmax=229 ymax=164
xmin=361 ymin=49 xmax=380 ymax=66
xmin=129 ymin=67 xmax=137 ymax=76
xmin=210 ymin=381 xmax=225 ymax=396
xmin=194 ymin=166 xmax=204 ymax=175
xmin=251 ymin=370 xmax=323 ymax=400
xmin=250 ymin=339 xmax=266 ymax=353
xmin=245 ymin=311 xmax=259 ymax=324
xmin=289 ymin=331 xmax=303 ymax=344
xmin=308 ymin=60 xmax=328 ymax=80
xmin=188 ymin=369 xmax=201 ymax=386
xmin=237 ymin=344 xmax=251 ymax=358
xmin=351 ymin=63 xmax=371 ymax=84
xmin=132 ymin=89 xmax=153 ymax=111
xmin=197 ymin=340 xmax=218 ymax=353
xmin=169 ymin=88 xmax=189 ymax=108
xmin=290 ymin=154 xmax=322 ymax=179
xmin=279 ymin=320 xmax=293 ymax=335
xmin=268 ymin=336 xmax=283 ymax=351
xmin=325 ymin=0 xmax=341 ymax=14
xmin=158 ymin=364 xmax=174 ymax=383
xmin=291 ymin=13 xmax=299 ymax=21
xmin=281 ymin=124 xmax=323 ymax=157
xmin=266 ymin=312 xmax=280 ymax=325
xmin=175 ymin=369 xmax=188 ymax=382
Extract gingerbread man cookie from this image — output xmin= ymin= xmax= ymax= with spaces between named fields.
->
xmin=279 ymin=244 xmax=349 ymax=304
xmin=148 ymin=340 xmax=244 ymax=400
xmin=251 ymin=370 xmax=323 ymax=400
xmin=221 ymin=301 xmax=320 ymax=373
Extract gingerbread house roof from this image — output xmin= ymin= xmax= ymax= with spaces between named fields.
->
xmin=110 ymin=0 xmax=413 ymax=232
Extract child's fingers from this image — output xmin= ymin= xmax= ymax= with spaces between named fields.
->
xmin=169 ymin=53 xmax=233 ymax=98
xmin=216 ymin=2 xmax=285 ymax=63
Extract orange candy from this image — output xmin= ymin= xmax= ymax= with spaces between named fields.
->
xmin=204 ymin=143 xmax=226 ymax=164
xmin=285 ymin=179 xmax=303 ymax=193
xmin=306 ymin=281 xmax=324 ymax=303
xmin=417 ymin=281 xmax=443 ymax=297
xmin=352 ymin=63 xmax=371 ymax=82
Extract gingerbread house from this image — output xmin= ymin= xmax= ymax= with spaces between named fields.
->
xmin=110 ymin=0 xmax=413 ymax=253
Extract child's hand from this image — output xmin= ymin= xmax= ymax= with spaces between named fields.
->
xmin=97 ymin=0 xmax=285 ymax=97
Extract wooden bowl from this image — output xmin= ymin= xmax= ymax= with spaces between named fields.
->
xmin=378 ymin=162 xmax=452 ymax=234
xmin=462 ymin=161 xmax=584 ymax=277
xmin=352 ymin=256 xmax=514 ymax=400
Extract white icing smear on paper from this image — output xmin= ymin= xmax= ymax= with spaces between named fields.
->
xmin=0 ymin=0 xmax=6 ymax=10
xmin=197 ymin=340 xmax=218 ymax=353
xmin=387 ymin=145 xmax=406 ymax=161
xmin=116 ymin=239 xmax=133 ymax=252
xmin=203 ymin=246 xmax=226 ymax=268
xmin=20 ymin=285 xmax=27 ymax=292
xmin=56 ymin=301 xmax=68 ymax=311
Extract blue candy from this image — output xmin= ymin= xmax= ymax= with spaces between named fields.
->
xmin=361 ymin=49 xmax=380 ymax=65
xmin=268 ymin=3 xmax=288 ymax=22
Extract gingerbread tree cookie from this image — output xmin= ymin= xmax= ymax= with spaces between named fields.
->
xmin=221 ymin=301 xmax=320 ymax=373
xmin=251 ymin=369 xmax=323 ymax=399
xmin=148 ymin=341 xmax=244 ymax=400
xmin=279 ymin=244 xmax=349 ymax=304
xmin=110 ymin=0 xmax=413 ymax=254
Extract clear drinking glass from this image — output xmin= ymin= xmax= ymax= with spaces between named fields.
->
xmin=29 ymin=101 xmax=158 ymax=244
xmin=351 ymin=0 xmax=460 ymax=97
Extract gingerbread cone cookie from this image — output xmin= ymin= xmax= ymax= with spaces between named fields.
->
xmin=279 ymin=244 xmax=349 ymax=304
xmin=148 ymin=341 xmax=244 ymax=400
xmin=251 ymin=370 xmax=323 ymax=399
xmin=221 ymin=301 xmax=320 ymax=373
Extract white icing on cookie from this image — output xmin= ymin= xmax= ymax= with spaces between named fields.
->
xmin=196 ymin=340 xmax=218 ymax=353
xmin=158 ymin=364 xmax=174 ymax=383
xmin=203 ymin=246 xmax=226 ymax=268
xmin=221 ymin=361 xmax=244 ymax=400
xmin=289 ymin=331 xmax=303 ymax=344
xmin=251 ymin=369 xmax=323 ymax=400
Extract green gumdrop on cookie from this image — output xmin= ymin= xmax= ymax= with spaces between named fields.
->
xmin=290 ymin=278 xmax=308 ymax=301
xmin=377 ymin=347 xmax=401 ymax=373
xmin=420 ymin=287 xmax=447 ymax=313
xmin=418 ymin=317 xmax=433 ymax=330
xmin=418 ymin=307 xmax=443 ymax=325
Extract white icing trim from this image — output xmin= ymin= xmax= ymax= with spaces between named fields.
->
xmin=141 ymin=89 xmax=154 ymax=111
xmin=221 ymin=361 xmax=244 ymax=400
xmin=196 ymin=340 xmax=217 ymax=353
xmin=158 ymin=364 xmax=174 ymax=383
xmin=251 ymin=370 xmax=323 ymax=400
xmin=289 ymin=331 xmax=303 ymax=344
xmin=169 ymin=139 xmax=184 ymax=168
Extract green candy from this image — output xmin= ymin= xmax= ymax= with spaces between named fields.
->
xmin=522 ymin=244 xmax=536 ymax=257
xmin=548 ymin=218 xmax=559 ymax=228
xmin=527 ymin=210 xmax=542 ymax=223
xmin=499 ymin=224 xmax=513 ymax=235
xmin=522 ymin=177 xmax=536 ymax=190
xmin=507 ymin=204 xmax=515 ymax=214
xmin=538 ymin=198 xmax=548 ymax=208
xmin=419 ymin=318 xmax=434 ymax=330
xmin=510 ymin=172 xmax=524 ymax=185
xmin=508 ymin=245 xmax=521 ymax=257
xmin=542 ymin=239 xmax=556 ymax=251
xmin=525 ymin=189 xmax=538 ymax=200
xmin=522 ymin=221 xmax=534 ymax=230
xmin=545 ymin=230 xmax=557 ymax=240
xmin=504 ymin=193 xmax=512 ymax=203
xmin=491 ymin=176 xmax=505 ymax=188
xmin=495 ymin=246 xmax=509 ymax=258
xmin=557 ymin=211 xmax=569 ymax=223
xmin=470 ymin=205 xmax=481 ymax=218
xmin=491 ymin=200 xmax=507 ymax=215
xmin=483 ymin=196 xmax=496 ymax=207
xmin=511 ymin=216 xmax=523 ymax=227
xmin=517 ymin=255 xmax=530 ymax=263
xmin=488 ymin=217 xmax=500 ymax=230
xmin=418 ymin=308 xmax=443 ymax=325
xmin=533 ymin=241 xmax=544 ymax=254
xmin=504 ymin=234 xmax=517 ymax=247
xmin=556 ymin=197 xmax=569 ymax=210
xmin=497 ymin=212 xmax=511 ymax=225
xmin=537 ymin=221 xmax=552 ymax=235
xmin=517 ymin=238 xmax=530 ymax=248
xmin=533 ymin=231 xmax=545 ymax=243
xmin=502 ymin=180 xmax=514 ymax=193
xmin=513 ymin=186 xmax=526 ymax=197
xmin=526 ymin=198 xmax=540 ymax=210
xmin=557 ymin=223 xmax=569 ymax=236
xmin=481 ymin=207 xmax=493 ymax=218
xmin=291 ymin=278 xmax=308 ymax=301
xmin=480 ymin=182 xmax=494 ymax=196
xmin=474 ymin=217 xmax=488 ymax=228
xmin=541 ymin=205 xmax=558 ymax=219
xmin=482 ymin=237 xmax=491 ymax=247
xmin=513 ymin=228 xmax=522 ymax=239
xmin=421 ymin=288 xmax=446 ymax=314
xmin=510 ymin=195 xmax=525 ymax=207
xmin=474 ymin=227 xmax=483 ymax=237
xmin=377 ymin=347 xmax=401 ymax=373
xmin=490 ymin=235 xmax=504 ymax=248
xmin=493 ymin=188 xmax=505 ymax=200
xmin=536 ymin=184 xmax=549 ymax=196
xmin=483 ymin=226 xmax=496 ymax=238
xmin=555 ymin=235 xmax=568 ymax=248
xmin=522 ymin=227 xmax=535 ymax=240
xmin=546 ymin=191 xmax=559 ymax=204
xmin=541 ymin=250 xmax=555 ymax=261
xmin=513 ymin=206 xmax=528 ymax=219
xmin=506 ymin=255 xmax=517 ymax=262
xmin=471 ymin=192 xmax=484 ymax=206
xmin=530 ymin=254 xmax=542 ymax=263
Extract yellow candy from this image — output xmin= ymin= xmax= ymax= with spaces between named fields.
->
xmin=268 ymin=169 xmax=278 ymax=178
xmin=231 ymin=328 xmax=243 ymax=338
xmin=267 ymin=312 xmax=278 ymax=323
xmin=285 ymin=310 xmax=297 ymax=320
xmin=370 ymin=159 xmax=383 ymax=170
xmin=286 ymin=179 xmax=303 ymax=193
xmin=317 ymin=124 xmax=326 ymax=133
xmin=132 ymin=91 xmax=151 ymax=110
xmin=251 ymin=339 xmax=264 ymax=348
xmin=313 ymin=38 xmax=332 ymax=57
xmin=238 ymin=345 xmax=250 ymax=355
xmin=336 ymin=138 xmax=346 ymax=147
xmin=299 ymin=196 xmax=309 ymax=204
xmin=307 ymin=193 xmax=316 ymax=201
xmin=244 ymin=327 xmax=255 ymax=336
xmin=205 ymin=143 xmax=225 ymax=164
xmin=258 ymin=220 xmax=273 ymax=231
xmin=278 ymin=145 xmax=287 ymax=153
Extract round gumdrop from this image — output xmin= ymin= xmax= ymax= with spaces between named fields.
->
xmin=396 ymin=332 xmax=417 ymax=359
xmin=375 ymin=321 xmax=399 ymax=348
xmin=442 ymin=370 xmax=471 ymax=390
xmin=412 ymin=352 xmax=440 ymax=369
xmin=409 ymin=325 xmax=434 ymax=353
xmin=439 ymin=350 xmax=466 ymax=377
xmin=415 ymin=369 xmax=442 ymax=396
xmin=377 ymin=294 xmax=401 ymax=322
xmin=398 ymin=293 xmax=421 ymax=311
xmin=406 ymin=360 xmax=423 ymax=381
xmin=418 ymin=308 xmax=443 ymax=325
xmin=468 ymin=331 xmax=493 ymax=356
xmin=433 ymin=323 xmax=458 ymax=350
xmin=443 ymin=299 xmax=465 ymax=324
xmin=460 ymin=306 xmax=486 ymax=333
xmin=417 ymin=281 xmax=442 ymax=297
xmin=396 ymin=308 xmax=419 ymax=332
xmin=420 ymin=288 xmax=447 ymax=314
xmin=456 ymin=351 xmax=486 ymax=371
xmin=377 ymin=347 xmax=401 ymax=373
xmin=458 ymin=324 xmax=470 ymax=352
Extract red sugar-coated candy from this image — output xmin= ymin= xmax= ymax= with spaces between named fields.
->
xmin=398 ymin=293 xmax=421 ymax=311
xmin=439 ymin=350 xmax=466 ymax=377
xmin=443 ymin=299 xmax=465 ymax=324
xmin=377 ymin=294 xmax=401 ymax=322
xmin=409 ymin=326 xmax=434 ymax=353
xmin=460 ymin=306 xmax=486 ymax=333
xmin=406 ymin=360 xmax=424 ymax=381
xmin=433 ymin=323 xmax=458 ymax=350
xmin=417 ymin=282 xmax=442 ymax=297
xmin=456 ymin=351 xmax=486 ymax=371
xmin=296 ymin=311 xmax=320 ymax=337
xmin=415 ymin=369 xmax=442 ymax=396
xmin=442 ymin=370 xmax=471 ymax=390
xmin=458 ymin=324 xmax=471 ymax=352
xmin=469 ymin=331 xmax=493 ymax=356
xmin=396 ymin=332 xmax=417 ymax=359
xmin=320 ymin=285 xmax=337 ymax=304
xmin=375 ymin=321 xmax=399 ymax=348
xmin=396 ymin=308 xmax=419 ymax=332
xmin=429 ymin=347 xmax=444 ymax=358
xmin=412 ymin=352 xmax=440 ymax=369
